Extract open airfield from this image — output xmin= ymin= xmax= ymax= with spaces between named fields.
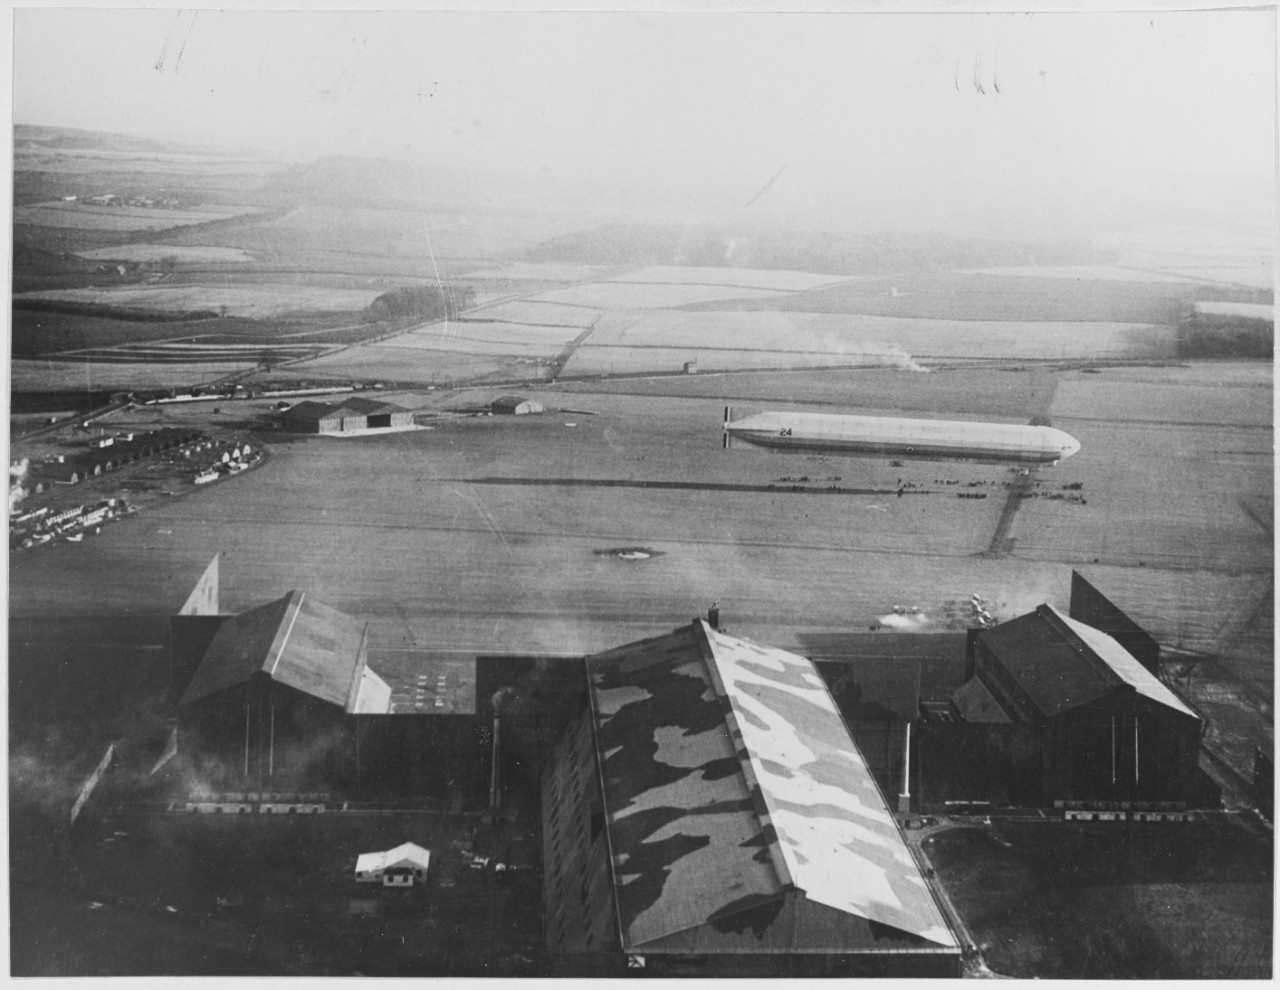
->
xmin=11 ymin=364 xmax=1270 ymax=670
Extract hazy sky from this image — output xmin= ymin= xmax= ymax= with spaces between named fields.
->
xmin=13 ymin=7 xmax=1276 ymax=233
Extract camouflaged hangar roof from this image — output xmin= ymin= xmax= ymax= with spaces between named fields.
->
xmin=546 ymin=619 xmax=958 ymax=955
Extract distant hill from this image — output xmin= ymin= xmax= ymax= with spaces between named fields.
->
xmin=14 ymin=123 xmax=211 ymax=156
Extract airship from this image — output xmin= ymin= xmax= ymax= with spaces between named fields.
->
xmin=723 ymin=407 xmax=1080 ymax=464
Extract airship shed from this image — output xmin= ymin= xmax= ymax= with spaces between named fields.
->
xmin=541 ymin=619 xmax=961 ymax=978
xmin=936 ymin=604 xmax=1205 ymax=806
xmin=169 ymin=557 xmax=474 ymax=796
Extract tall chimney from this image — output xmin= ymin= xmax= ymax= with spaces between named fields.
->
xmin=707 ymin=600 xmax=721 ymax=630
xmin=489 ymin=712 xmax=502 ymax=811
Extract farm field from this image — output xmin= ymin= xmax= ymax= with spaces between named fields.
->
xmin=288 ymin=344 xmax=532 ymax=386
xmin=545 ymin=364 xmax=1057 ymax=420
xmin=678 ymin=271 xmax=1233 ymax=323
xmin=16 ymin=283 xmax=383 ymax=319
xmin=460 ymin=262 xmax=616 ymax=282
xmin=586 ymin=308 xmax=830 ymax=348
xmin=12 ymin=310 xmax=250 ymax=358
xmin=582 ymin=307 xmax=1172 ymax=360
xmin=162 ymin=204 xmax=593 ymax=266
xmin=466 ymin=299 xmax=600 ymax=328
xmin=531 ymin=280 xmax=790 ymax=310
xmin=14 ymin=201 xmax=256 ymax=231
xmin=1095 ymin=227 xmax=1274 ymax=290
xmin=560 ymin=317 xmax=1170 ymax=376
xmin=562 ymin=343 xmax=922 ymax=376
xmin=11 ymin=358 xmax=255 ymax=392
xmin=74 ymin=244 xmax=258 ymax=264
xmin=959 ymin=264 xmax=1205 ymax=283
xmin=609 ymin=264 xmax=851 ymax=291
xmin=376 ymin=321 xmax=578 ymax=358
xmin=802 ymin=314 xmax=1175 ymax=360
xmin=11 ymin=308 xmax=384 ymax=360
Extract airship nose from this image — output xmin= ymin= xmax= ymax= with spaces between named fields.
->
xmin=1058 ymin=431 xmax=1081 ymax=458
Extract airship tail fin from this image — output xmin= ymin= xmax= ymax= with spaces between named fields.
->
xmin=722 ymin=405 xmax=733 ymax=449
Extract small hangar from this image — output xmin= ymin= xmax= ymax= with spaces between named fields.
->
xmin=281 ymin=396 xmax=414 ymax=434
xmin=490 ymin=395 xmax=543 ymax=416
xmin=542 ymin=619 xmax=960 ymax=978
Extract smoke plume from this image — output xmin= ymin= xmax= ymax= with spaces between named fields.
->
xmin=10 ymin=458 xmax=29 ymax=514
xmin=877 ymin=611 xmax=931 ymax=632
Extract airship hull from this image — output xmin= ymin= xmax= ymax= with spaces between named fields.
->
xmin=725 ymin=411 xmax=1080 ymax=464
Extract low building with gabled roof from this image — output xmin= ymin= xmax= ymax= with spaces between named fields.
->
xmin=280 ymin=396 xmax=414 ymax=434
xmin=355 ymin=842 xmax=432 ymax=886
xmin=542 ymin=619 xmax=961 ymax=978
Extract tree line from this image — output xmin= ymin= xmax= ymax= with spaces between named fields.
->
xmin=362 ymin=283 xmax=476 ymax=324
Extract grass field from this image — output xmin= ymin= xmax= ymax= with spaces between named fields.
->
xmin=0 ymin=385 xmax=1146 ymax=650
xmin=558 ymin=315 xmax=1170 ymax=375
xmin=928 ymin=820 xmax=1272 ymax=979
xmin=162 ymin=204 xmax=592 ymax=265
xmin=10 ymin=803 xmax=544 ymax=976
xmin=460 ymin=262 xmax=615 ymax=282
xmin=678 ymin=271 xmax=1219 ymax=323
xmin=802 ymin=314 xmax=1175 ymax=359
xmin=11 ymin=358 xmax=254 ymax=391
xmin=11 ymin=308 xmax=386 ymax=360
xmin=288 ymin=345 xmax=532 ymax=386
xmin=375 ymin=321 xmax=578 ymax=358
xmin=466 ymin=299 xmax=600 ymax=328
xmin=531 ymin=280 xmax=790 ymax=309
xmin=585 ymin=308 xmax=827 ymax=348
xmin=562 ymin=343 xmax=923 ymax=376
xmin=545 ymin=364 xmax=1057 ymax=420
xmin=15 ymin=201 xmax=254 ymax=231
xmin=1096 ymin=227 xmax=1274 ymax=291
xmin=17 ymin=283 xmax=382 ymax=319
xmin=12 ymin=310 xmax=247 ymax=358
xmin=609 ymin=264 xmax=850 ymax=291
xmin=1049 ymin=366 xmax=1273 ymax=427
xmin=74 ymin=244 xmax=258 ymax=264
xmin=959 ymin=264 xmax=1207 ymax=283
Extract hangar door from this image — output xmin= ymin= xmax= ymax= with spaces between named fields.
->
xmin=367 ymin=414 xmax=392 ymax=429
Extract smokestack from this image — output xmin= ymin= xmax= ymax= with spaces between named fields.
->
xmin=489 ymin=688 xmax=510 ymax=812
xmin=707 ymin=600 xmax=721 ymax=630
xmin=897 ymin=721 xmax=912 ymax=814
xmin=489 ymin=712 xmax=502 ymax=811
